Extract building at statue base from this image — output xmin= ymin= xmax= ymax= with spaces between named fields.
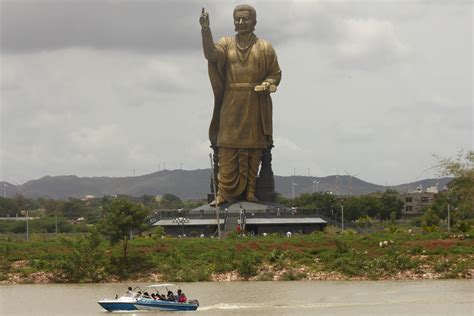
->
xmin=152 ymin=201 xmax=327 ymax=237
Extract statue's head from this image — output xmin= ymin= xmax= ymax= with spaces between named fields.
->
xmin=233 ymin=4 xmax=257 ymax=34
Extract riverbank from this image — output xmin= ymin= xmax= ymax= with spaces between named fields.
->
xmin=1 ymin=230 xmax=473 ymax=284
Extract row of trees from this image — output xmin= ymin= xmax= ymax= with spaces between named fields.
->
xmin=277 ymin=189 xmax=404 ymax=223
xmin=0 ymin=193 xmax=204 ymax=223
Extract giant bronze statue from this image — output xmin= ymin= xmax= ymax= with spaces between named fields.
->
xmin=200 ymin=4 xmax=281 ymax=206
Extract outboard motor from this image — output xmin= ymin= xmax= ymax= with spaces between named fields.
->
xmin=189 ymin=299 xmax=199 ymax=306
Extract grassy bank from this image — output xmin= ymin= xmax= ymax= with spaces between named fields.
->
xmin=0 ymin=228 xmax=473 ymax=284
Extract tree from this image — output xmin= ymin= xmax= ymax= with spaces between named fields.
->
xmin=422 ymin=208 xmax=440 ymax=228
xmin=0 ymin=197 xmax=20 ymax=217
xmin=99 ymin=198 xmax=149 ymax=260
xmin=437 ymin=151 xmax=474 ymax=219
xmin=62 ymin=198 xmax=87 ymax=219
xmin=379 ymin=190 xmax=404 ymax=221
xmin=159 ymin=194 xmax=183 ymax=209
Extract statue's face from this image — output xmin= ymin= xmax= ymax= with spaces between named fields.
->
xmin=234 ymin=10 xmax=255 ymax=34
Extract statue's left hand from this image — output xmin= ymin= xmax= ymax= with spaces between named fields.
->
xmin=254 ymin=82 xmax=277 ymax=93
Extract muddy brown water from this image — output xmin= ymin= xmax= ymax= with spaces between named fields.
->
xmin=0 ymin=280 xmax=473 ymax=315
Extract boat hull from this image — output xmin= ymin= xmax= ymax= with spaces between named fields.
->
xmin=134 ymin=299 xmax=198 ymax=311
xmin=98 ymin=300 xmax=137 ymax=312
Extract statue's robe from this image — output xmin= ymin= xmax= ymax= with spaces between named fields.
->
xmin=203 ymin=31 xmax=281 ymax=201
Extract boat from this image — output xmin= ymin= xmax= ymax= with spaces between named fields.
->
xmin=133 ymin=284 xmax=199 ymax=311
xmin=97 ymin=284 xmax=199 ymax=312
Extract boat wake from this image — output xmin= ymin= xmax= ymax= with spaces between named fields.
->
xmin=198 ymin=303 xmax=261 ymax=311
xmin=198 ymin=302 xmax=342 ymax=311
xmin=198 ymin=299 xmax=426 ymax=311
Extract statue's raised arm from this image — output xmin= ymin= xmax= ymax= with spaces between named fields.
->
xmin=200 ymin=8 xmax=218 ymax=62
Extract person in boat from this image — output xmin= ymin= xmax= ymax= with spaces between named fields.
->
xmin=167 ymin=290 xmax=176 ymax=301
xmin=124 ymin=286 xmax=134 ymax=297
xmin=178 ymin=291 xmax=188 ymax=303
xmin=151 ymin=293 xmax=157 ymax=300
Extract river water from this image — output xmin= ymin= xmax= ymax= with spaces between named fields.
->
xmin=1 ymin=280 xmax=473 ymax=315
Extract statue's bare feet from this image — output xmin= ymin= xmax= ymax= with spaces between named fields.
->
xmin=210 ymin=195 xmax=226 ymax=206
xmin=246 ymin=192 xmax=259 ymax=203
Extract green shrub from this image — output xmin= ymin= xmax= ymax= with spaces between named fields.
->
xmin=456 ymin=221 xmax=471 ymax=233
xmin=268 ymin=248 xmax=288 ymax=268
xmin=335 ymin=238 xmax=349 ymax=253
xmin=237 ymin=253 xmax=260 ymax=278
xmin=434 ymin=259 xmax=451 ymax=273
xmin=410 ymin=217 xmax=423 ymax=227
xmin=410 ymin=245 xmax=424 ymax=255
xmin=280 ymin=269 xmax=306 ymax=281
xmin=323 ymin=225 xmax=340 ymax=235
xmin=355 ymin=216 xmax=373 ymax=229
xmin=256 ymin=271 xmax=274 ymax=281
xmin=58 ymin=231 xmax=107 ymax=282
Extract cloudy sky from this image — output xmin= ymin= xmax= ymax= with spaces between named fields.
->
xmin=0 ymin=0 xmax=472 ymax=186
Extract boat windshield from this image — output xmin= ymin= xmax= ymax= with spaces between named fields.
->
xmin=122 ymin=292 xmax=135 ymax=298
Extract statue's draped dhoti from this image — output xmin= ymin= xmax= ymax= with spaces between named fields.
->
xmin=218 ymin=148 xmax=262 ymax=202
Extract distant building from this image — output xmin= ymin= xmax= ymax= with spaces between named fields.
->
xmin=151 ymin=202 xmax=327 ymax=236
xmin=82 ymin=194 xmax=96 ymax=201
xmin=400 ymin=192 xmax=437 ymax=217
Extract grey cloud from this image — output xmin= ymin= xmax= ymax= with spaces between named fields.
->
xmin=1 ymin=1 xmax=204 ymax=53
xmin=1 ymin=0 xmax=409 ymax=65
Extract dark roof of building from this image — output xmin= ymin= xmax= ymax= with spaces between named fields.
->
xmin=153 ymin=218 xmax=224 ymax=226
xmin=245 ymin=218 xmax=326 ymax=225
xmin=190 ymin=200 xmax=292 ymax=213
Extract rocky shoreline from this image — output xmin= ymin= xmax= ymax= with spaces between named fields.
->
xmin=1 ymin=261 xmax=472 ymax=285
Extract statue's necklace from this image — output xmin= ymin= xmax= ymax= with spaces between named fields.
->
xmin=235 ymin=34 xmax=256 ymax=64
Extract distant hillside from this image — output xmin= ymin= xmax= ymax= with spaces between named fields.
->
xmin=1 ymin=170 xmax=452 ymax=200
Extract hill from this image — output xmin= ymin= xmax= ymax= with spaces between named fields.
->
xmin=1 ymin=170 xmax=451 ymax=200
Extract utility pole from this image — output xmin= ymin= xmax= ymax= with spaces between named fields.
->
xmin=55 ymin=212 xmax=58 ymax=235
xmin=344 ymin=170 xmax=360 ymax=196
xmin=341 ymin=204 xmax=344 ymax=231
xmin=209 ymin=153 xmax=221 ymax=239
xmin=26 ymin=204 xmax=30 ymax=241
xmin=447 ymin=203 xmax=451 ymax=234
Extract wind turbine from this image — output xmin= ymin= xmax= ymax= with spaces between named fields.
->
xmin=344 ymin=170 xmax=360 ymax=195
